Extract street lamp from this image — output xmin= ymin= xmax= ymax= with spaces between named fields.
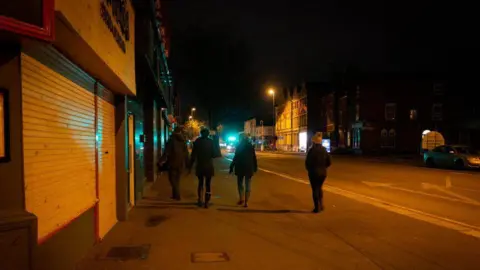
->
xmin=268 ymin=88 xmax=276 ymax=150
xmin=191 ymin=107 xmax=196 ymax=119
xmin=189 ymin=115 xmax=192 ymax=120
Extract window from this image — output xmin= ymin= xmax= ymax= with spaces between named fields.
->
xmin=0 ymin=88 xmax=8 ymax=161
xmin=410 ymin=109 xmax=418 ymax=120
xmin=355 ymin=104 xmax=360 ymax=121
xmin=353 ymin=128 xmax=361 ymax=149
xmin=300 ymin=115 xmax=307 ymax=127
xmin=380 ymin=128 xmax=395 ymax=148
xmin=433 ymin=83 xmax=445 ymax=95
xmin=432 ymin=104 xmax=443 ymax=121
xmin=385 ymin=103 xmax=396 ymax=121
xmin=432 ymin=146 xmax=445 ymax=153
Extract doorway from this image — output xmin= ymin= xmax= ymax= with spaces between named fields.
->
xmin=128 ymin=114 xmax=135 ymax=208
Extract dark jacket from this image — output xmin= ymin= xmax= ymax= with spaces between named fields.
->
xmin=164 ymin=133 xmax=189 ymax=171
xmin=305 ymin=144 xmax=331 ymax=177
xmin=230 ymin=141 xmax=258 ymax=177
xmin=190 ymin=136 xmax=215 ymax=177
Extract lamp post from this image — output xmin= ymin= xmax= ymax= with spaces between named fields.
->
xmin=268 ymin=88 xmax=276 ymax=150
xmin=260 ymin=120 xmax=264 ymax=151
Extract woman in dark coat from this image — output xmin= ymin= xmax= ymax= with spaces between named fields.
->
xmin=305 ymin=133 xmax=331 ymax=213
xmin=229 ymin=135 xmax=258 ymax=207
xmin=189 ymin=128 xmax=216 ymax=208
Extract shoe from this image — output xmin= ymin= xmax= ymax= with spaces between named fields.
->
xmin=312 ymin=208 xmax=319 ymax=213
xmin=197 ymin=199 xmax=203 ymax=207
xmin=237 ymin=200 xmax=244 ymax=206
xmin=204 ymin=193 xmax=211 ymax=209
xmin=243 ymin=203 xmax=248 ymax=208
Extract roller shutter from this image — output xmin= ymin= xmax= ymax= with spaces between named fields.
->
xmin=21 ymin=53 xmax=97 ymax=241
xmin=96 ymin=86 xmax=117 ymax=239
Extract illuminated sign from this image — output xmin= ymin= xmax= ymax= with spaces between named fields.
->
xmin=100 ymin=0 xmax=130 ymax=52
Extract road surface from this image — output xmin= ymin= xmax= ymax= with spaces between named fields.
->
xmin=251 ymin=152 xmax=480 ymax=228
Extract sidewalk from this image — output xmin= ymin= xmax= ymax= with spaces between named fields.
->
xmin=75 ymin=158 xmax=383 ymax=270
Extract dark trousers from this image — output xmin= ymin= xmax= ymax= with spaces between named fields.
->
xmin=237 ymin=175 xmax=252 ymax=200
xmin=197 ymin=175 xmax=212 ymax=202
xmin=168 ymin=169 xmax=181 ymax=199
xmin=308 ymin=174 xmax=326 ymax=210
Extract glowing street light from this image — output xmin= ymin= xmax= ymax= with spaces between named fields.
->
xmin=267 ymin=88 xmax=276 ymax=147
xmin=189 ymin=115 xmax=193 ymax=120
xmin=191 ymin=107 xmax=196 ymax=119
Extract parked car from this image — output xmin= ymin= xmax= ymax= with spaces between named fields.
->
xmin=424 ymin=145 xmax=480 ymax=169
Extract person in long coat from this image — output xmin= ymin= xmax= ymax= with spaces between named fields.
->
xmin=162 ymin=126 xmax=189 ymax=200
xmin=229 ymin=135 xmax=258 ymax=208
xmin=189 ymin=128 xmax=216 ymax=208
xmin=305 ymin=133 xmax=331 ymax=213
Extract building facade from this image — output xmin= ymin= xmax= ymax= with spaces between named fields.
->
xmin=0 ymin=1 xmax=173 ymax=269
xmin=244 ymin=118 xmax=274 ymax=148
xmin=274 ymin=82 xmax=330 ymax=152
xmin=321 ymin=74 xmax=479 ymax=154
xmin=276 ymin=86 xmax=308 ymax=152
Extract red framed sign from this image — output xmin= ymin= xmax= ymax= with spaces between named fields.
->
xmin=0 ymin=0 xmax=55 ymax=41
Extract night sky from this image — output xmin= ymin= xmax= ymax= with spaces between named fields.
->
xmin=163 ymin=0 xmax=474 ymax=131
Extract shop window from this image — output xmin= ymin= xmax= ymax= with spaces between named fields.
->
xmin=0 ymin=89 xmax=8 ymax=161
xmin=385 ymin=103 xmax=396 ymax=121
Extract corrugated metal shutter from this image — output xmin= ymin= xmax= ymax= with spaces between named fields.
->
xmin=21 ymin=53 xmax=97 ymax=241
xmin=96 ymin=85 xmax=117 ymax=239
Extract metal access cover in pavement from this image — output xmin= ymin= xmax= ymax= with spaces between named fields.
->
xmin=191 ymin=252 xmax=230 ymax=263
xmin=105 ymin=245 xmax=151 ymax=261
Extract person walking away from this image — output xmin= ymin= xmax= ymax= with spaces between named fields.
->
xmin=229 ymin=135 xmax=257 ymax=208
xmin=161 ymin=126 xmax=189 ymax=200
xmin=305 ymin=133 xmax=331 ymax=213
xmin=190 ymin=128 xmax=215 ymax=208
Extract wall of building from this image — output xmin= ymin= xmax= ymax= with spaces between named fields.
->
xmin=55 ymin=0 xmax=136 ymax=94
xmin=0 ymin=45 xmax=24 ymax=210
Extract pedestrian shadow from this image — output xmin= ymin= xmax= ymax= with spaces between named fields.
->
xmin=216 ymin=208 xmax=309 ymax=214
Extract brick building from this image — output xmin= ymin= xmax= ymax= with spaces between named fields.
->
xmin=275 ymin=82 xmax=330 ymax=152
xmin=321 ymin=74 xmax=479 ymax=154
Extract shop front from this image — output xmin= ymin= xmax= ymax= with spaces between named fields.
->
xmin=0 ymin=1 xmax=136 ymax=269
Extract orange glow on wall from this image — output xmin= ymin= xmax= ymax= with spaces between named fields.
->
xmin=0 ymin=92 xmax=4 ymax=158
